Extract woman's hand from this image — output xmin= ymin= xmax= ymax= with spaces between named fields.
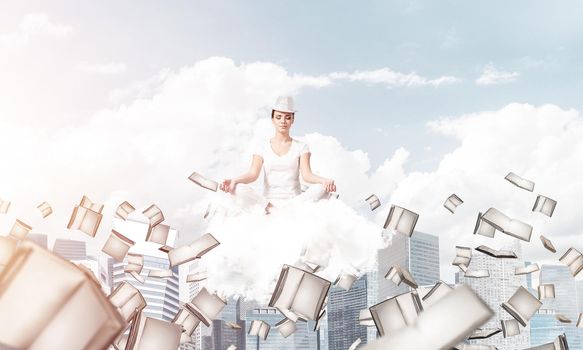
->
xmin=220 ymin=179 xmax=237 ymax=193
xmin=321 ymin=178 xmax=336 ymax=193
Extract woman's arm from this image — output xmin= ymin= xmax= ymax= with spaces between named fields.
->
xmin=299 ymin=152 xmax=336 ymax=192
xmin=220 ymin=155 xmax=263 ymax=193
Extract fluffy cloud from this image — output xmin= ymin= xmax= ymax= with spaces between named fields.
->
xmin=385 ymin=103 xmax=583 ymax=281
xmin=475 ymin=63 xmax=519 ymax=85
xmin=0 ymin=13 xmax=72 ymax=49
xmin=330 ymin=67 xmax=460 ymax=87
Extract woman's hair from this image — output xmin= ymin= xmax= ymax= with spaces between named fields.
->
xmin=271 ymin=110 xmax=295 ymax=119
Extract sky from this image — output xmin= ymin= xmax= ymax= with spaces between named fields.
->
xmin=1 ymin=0 xmax=583 ymax=290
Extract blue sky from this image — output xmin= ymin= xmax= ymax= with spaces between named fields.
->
xmin=2 ymin=0 xmax=583 ymax=171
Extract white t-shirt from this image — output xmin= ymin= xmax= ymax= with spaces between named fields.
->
xmin=252 ymin=138 xmax=310 ymax=200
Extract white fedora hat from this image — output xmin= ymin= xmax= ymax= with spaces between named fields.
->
xmin=272 ymin=96 xmax=297 ymax=113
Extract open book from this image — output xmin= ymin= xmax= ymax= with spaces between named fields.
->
xmin=188 ymin=171 xmax=219 ymax=192
xmin=115 ymin=201 xmax=136 ymax=220
xmin=124 ymin=253 xmax=144 ymax=273
xmin=269 ymin=264 xmax=331 ymax=321
xmin=480 ymin=207 xmax=532 ymax=242
xmin=334 ymin=271 xmax=358 ymax=291
xmin=475 ymin=245 xmax=517 ymax=259
xmin=275 ymin=318 xmax=297 ymax=338
xmin=468 ymin=327 xmax=502 ymax=340
xmin=501 ymin=319 xmax=520 ymax=338
xmin=369 ymin=290 xmax=423 ymax=337
xmin=122 ymin=312 xmax=182 ymax=350
xmin=385 ymin=265 xmax=418 ymax=288
xmin=142 ymin=204 xmax=164 ymax=227
xmin=37 ymin=201 xmax=53 ymax=218
xmin=67 ymin=195 xmax=104 ymax=237
xmin=444 ymin=194 xmax=463 ymax=214
xmin=9 ymin=219 xmax=32 ymax=240
xmin=473 ymin=212 xmax=496 ymax=238
xmin=185 ymin=287 xmax=226 ymax=327
xmin=559 ymin=247 xmax=583 ymax=277
xmin=365 ymin=194 xmax=381 ymax=211
xmin=515 ymin=263 xmax=539 ymax=275
xmin=501 ymin=286 xmax=542 ymax=327
xmin=452 ymin=246 xmax=472 ymax=269
xmin=168 ymin=233 xmax=220 ymax=267
xmin=0 ymin=240 xmax=125 ymax=350
xmin=540 ymin=235 xmax=557 ymax=253
xmin=383 ymin=205 xmax=419 ymax=237
xmin=108 ymin=281 xmax=147 ymax=322
xmin=102 ymin=230 xmax=135 ymax=261
xmin=537 ymin=284 xmax=556 ymax=299
xmin=532 ymin=195 xmax=557 ymax=217
xmin=248 ymin=320 xmax=270 ymax=340
xmin=172 ymin=308 xmax=201 ymax=336
xmin=504 ymin=172 xmax=535 ymax=192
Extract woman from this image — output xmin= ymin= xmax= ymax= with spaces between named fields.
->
xmin=219 ymin=96 xmax=336 ymax=210
xmin=202 ymin=96 xmax=385 ymax=301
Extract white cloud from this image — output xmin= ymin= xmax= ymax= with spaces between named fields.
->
xmin=76 ymin=62 xmax=127 ymax=75
xmin=475 ymin=63 xmax=519 ymax=85
xmin=330 ymin=68 xmax=460 ymax=87
xmin=0 ymin=13 xmax=72 ymax=49
xmin=387 ymin=103 xmax=583 ymax=281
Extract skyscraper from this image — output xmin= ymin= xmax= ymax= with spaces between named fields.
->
xmin=538 ymin=264 xmax=582 ymax=349
xmin=530 ymin=307 xmax=563 ymax=346
xmin=458 ymin=240 xmax=530 ymax=349
xmin=52 ymin=238 xmax=86 ymax=260
xmin=327 ymin=273 xmax=375 ymax=348
xmin=377 ymin=231 xmax=440 ymax=300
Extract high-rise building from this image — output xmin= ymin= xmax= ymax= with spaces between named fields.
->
xmin=212 ymin=319 xmax=246 ymax=350
xmin=245 ymin=308 xmax=317 ymax=349
xmin=52 ymin=238 xmax=86 ymax=260
xmin=459 ymin=240 xmax=530 ymax=349
xmin=112 ymin=255 xmax=180 ymax=321
xmin=377 ymin=231 xmax=440 ymax=300
xmin=530 ymin=308 xmax=562 ymax=347
xmin=327 ymin=273 xmax=375 ymax=348
xmin=538 ymin=264 xmax=582 ymax=349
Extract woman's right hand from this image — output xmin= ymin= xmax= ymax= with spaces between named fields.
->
xmin=220 ymin=179 xmax=237 ymax=193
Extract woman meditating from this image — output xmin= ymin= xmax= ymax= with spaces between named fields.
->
xmin=202 ymin=96 xmax=386 ymax=301
xmin=220 ymin=96 xmax=336 ymax=211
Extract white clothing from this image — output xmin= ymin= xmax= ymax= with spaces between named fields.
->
xmin=252 ymin=138 xmax=310 ymax=200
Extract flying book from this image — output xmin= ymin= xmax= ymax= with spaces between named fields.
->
xmin=37 ymin=201 xmax=53 ymax=218
xmin=102 ymin=229 xmax=135 ymax=261
xmin=269 ymin=264 xmax=331 ymax=321
xmin=359 ymin=309 xmax=375 ymax=326
xmin=124 ymin=253 xmax=144 ymax=273
xmin=501 ymin=286 xmax=542 ymax=326
xmin=444 ymin=194 xmax=463 ymax=214
xmin=577 ymin=313 xmax=582 ymax=328
xmin=452 ymin=246 xmax=472 ymax=268
xmin=275 ymin=318 xmax=297 ymax=338
xmin=142 ymin=204 xmax=164 ymax=227
xmin=363 ymin=284 xmax=493 ymax=350
xmin=168 ymin=233 xmax=220 ymax=267
xmin=369 ymin=290 xmax=423 ymax=337
xmin=525 ymin=334 xmax=569 ymax=350
xmin=185 ymin=287 xmax=226 ymax=327
xmin=108 ymin=281 xmax=147 ymax=322
xmin=464 ymin=269 xmax=490 ymax=278
xmin=128 ymin=314 xmax=182 ymax=350
xmin=504 ymin=172 xmax=535 ymax=192
xmin=420 ymin=280 xmax=453 ymax=309
xmin=385 ymin=264 xmax=418 ymax=288
xmin=532 ymin=195 xmax=557 ymax=217
xmin=0 ymin=241 xmax=125 ymax=350
xmin=539 ymin=235 xmax=557 ymax=253
xmin=115 ymin=201 xmax=136 ymax=220
xmin=172 ymin=308 xmax=201 ymax=336
xmin=468 ymin=328 xmax=502 ymax=340
xmin=384 ymin=205 xmax=419 ymax=237
xmin=348 ymin=338 xmax=362 ymax=350
xmin=365 ymin=194 xmax=381 ymax=211
xmin=0 ymin=198 xmax=10 ymax=213
xmin=475 ymin=245 xmax=517 ymax=259
xmin=146 ymin=223 xmax=170 ymax=245
xmin=501 ymin=319 xmax=520 ymax=338
xmin=188 ymin=171 xmax=219 ymax=192
xmin=248 ymin=320 xmax=270 ymax=340
xmin=9 ymin=219 xmax=32 ymax=240
xmin=334 ymin=271 xmax=358 ymax=291
xmin=559 ymin=247 xmax=583 ymax=277
xmin=555 ymin=314 xmax=571 ymax=323
xmin=187 ymin=272 xmax=208 ymax=283
xmin=226 ymin=322 xmax=242 ymax=330
xmin=537 ymin=284 xmax=556 ymax=299
xmin=473 ymin=212 xmax=496 ymax=238
xmin=481 ymin=207 xmax=532 ymax=242
xmin=67 ymin=195 xmax=103 ymax=237
xmin=148 ymin=269 xmax=173 ymax=279
xmin=129 ymin=271 xmax=145 ymax=284
xmin=515 ymin=263 xmax=540 ymax=275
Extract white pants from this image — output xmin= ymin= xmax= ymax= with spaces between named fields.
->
xmin=232 ymin=184 xmax=328 ymax=209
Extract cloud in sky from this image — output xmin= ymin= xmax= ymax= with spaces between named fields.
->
xmin=330 ymin=68 xmax=460 ymax=87
xmin=475 ymin=63 xmax=519 ymax=85
xmin=76 ymin=62 xmax=127 ymax=75
xmin=0 ymin=13 xmax=72 ymax=49
xmin=380 ymin=103 xmax=583 ymax=280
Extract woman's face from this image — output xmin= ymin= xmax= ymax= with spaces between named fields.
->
xmin=272 ymin=110 xmax=294 ymax=132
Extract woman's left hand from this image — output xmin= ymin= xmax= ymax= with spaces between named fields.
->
xmin=322 ymin=178 xmax=336 ymax=193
